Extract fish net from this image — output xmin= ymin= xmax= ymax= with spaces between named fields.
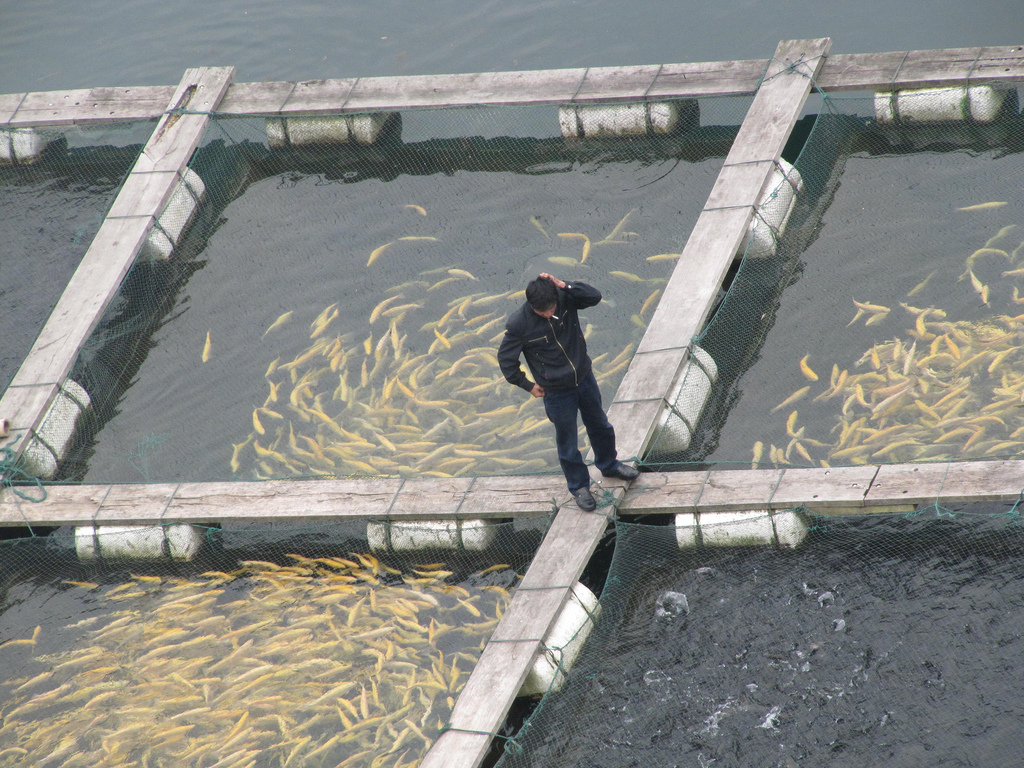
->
xmin=27 ymin=96 xmax=756 ymax=485
xmin=496 ymin=507 xmax=1024 ymax=768
xmin=646 ymin=83 xmax=1024 ymax=472
xmin=0 ymin=516 xmax=543 ymax=768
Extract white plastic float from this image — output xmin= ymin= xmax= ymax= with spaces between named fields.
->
xmin=647 ymin=346 xmax=717 ymax=461
xmin=266 ymin=114 xmax=396 ymax=147
xmin=675 ymin=509 xmax=809 ymax=549
xmin=875 ymin=85 xmax=1016 ymax=124
xmin=0 ymin=128 xmax=56 ymax=165
xmin=139 ymin=167 xmax=206 ymax=261
xmin=737 ymin=158 xmax=804 ymax=260
xmin=367 ymin=518 xmax=496 ymax=552
xmin=519 ymin=581 xmax=600 ymax=696
xmin=21 ymin=379 xmax=90 ymax=481
xmin=559 ymin=100 xmax=699 ymax=138
xmin=75 ymin=524 xmax=206 ymax=561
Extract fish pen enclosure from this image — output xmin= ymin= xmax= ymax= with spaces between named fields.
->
xmin=6 ymin=42 xmax=1024 ymax=768
xmin=63 ymin=97 xmax=748 ymax=485
xmin=0 ymin=518 xmax=540 ymax=768
xmin=649 ymin=85 xmax=1024 ymax=473
xmin=497 ymin=508 xmax=1024 ymax=768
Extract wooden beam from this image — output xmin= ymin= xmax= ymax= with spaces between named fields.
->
xmin=4 ymin=86 xmax=176 ymax=127
xmin=0 ymin=67 xmax=235 ymax=463
xmin=0 ymin=476 xmax=566 ymax=527
xmin=816 ymin=45 xmax=1024 ymax=92
xmin=613 ymin=38 xmax=831 ymax=463
xmin=6 ymin=46 xmax=1024 ymax=127
xmin=2 ymin=459 xmax=1021 ymax=527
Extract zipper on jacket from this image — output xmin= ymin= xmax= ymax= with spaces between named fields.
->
xmin=548 ymin=317 xmax=578 ymax=386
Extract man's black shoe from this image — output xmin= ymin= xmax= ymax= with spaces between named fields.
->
xmin=573 ymin=487 xmax=597 ymax=511
xmin=603 ymin=464 xmax=640 ymax=482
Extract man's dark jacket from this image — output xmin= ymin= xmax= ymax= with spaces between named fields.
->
xmin=498 ymin=281 xmax=601 ymax=393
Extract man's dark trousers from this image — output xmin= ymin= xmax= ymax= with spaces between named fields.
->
xmin=542 ymin=371 xmax=618 ymax=492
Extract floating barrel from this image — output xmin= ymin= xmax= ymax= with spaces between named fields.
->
xmin=21 ymin=379 xmax=90 ymax=481
xmin=266 ymin=114 xmax=398 ymax=147
xmin=558 ymin=100 xmax=699 ymax=138
xmin=647 ymin=346 xmax=717 ymax=461
xmin=0 ymin=128 xmax=56 ymax=166
xmin=675 ymin=510 xmax=809 ymax=549
xmin=139 ymin=168 xmax=206 ymax=261
xmin=75 ymin=524 xmax=206 ymax=560
xmin=737 ymin=158 xmax=804 ymax=260
xmin=519 ymin=581 xmax=600 ymax=696
xmin=367 ymin=519 xmax=496 ymax=552
xmin=875 ymin=85 xmax=1018 ymax=124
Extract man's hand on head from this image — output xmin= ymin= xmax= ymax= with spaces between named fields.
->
xmin=538 ymin=273 xmax=566 ymax=290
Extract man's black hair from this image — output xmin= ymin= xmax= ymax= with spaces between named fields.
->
xmin=526 ymin=277 xmax=559 ymax=311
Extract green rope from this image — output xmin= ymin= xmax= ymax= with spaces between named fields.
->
xmin=0 ymin=433 xmax=47 ymax=504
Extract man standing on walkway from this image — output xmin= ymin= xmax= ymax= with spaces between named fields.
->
xmin=498 ymin=273 xmax=639 ymax=510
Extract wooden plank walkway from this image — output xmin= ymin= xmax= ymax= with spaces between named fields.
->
xmin=0 ymin=68 xmax=234 ymax=466
xmin=4 ymin=46 xmax=1024 ymax=127
xmin=418 ymin=37 xmax=833 ymax=768
xmin=4 ymin=458 xmax=1020 ymax=527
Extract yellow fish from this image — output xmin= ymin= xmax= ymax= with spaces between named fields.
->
xmin=369 ymin=294 xmax=404 ymax=324
xmin=367 ymin=242 xmax=393 ymax=266
xmin=608 ymin=270 xmax=644 ymax=282
xmin=596 ymin=208 xmax=636 ymax=244
xmin=957 ymin=201 xmax=1007 ymax=211
xmin=640 ymin=288 xmax=662 ymax=316
xmin=263 ymin=311 xmax=293 ymax=336
xmin=906 ymin=270 xmax=935 ymax=298
xmin=202 ymin=331 xmax=212 ymax=363
xmin=771 ymin=385 xmax=810 ymax=413
xmin=985 ymin=224 xmax=1017 ymax=247
xmin=799 ymin=355 xmax=818 ymax=381
xmin=404 ymin=204 xmax=427 ymax=215
xmin=558 ymin=232 xmax=591 ymax=263
xmin=967 ymin=270 xmax=989 ymax=304
xmin=646 ymin=253 xmax=681 ymax=262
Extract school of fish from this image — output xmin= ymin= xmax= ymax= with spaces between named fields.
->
xmin=0 ymin=553 xmax=517 ymax=768
xmin=756 ymin=220 xmax=1024 ymax=468
xmin=232 ymin=210 xmax=672 ymax=479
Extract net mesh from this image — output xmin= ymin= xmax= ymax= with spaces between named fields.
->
xmin=0 ymin=517 xmax=543 ymax=768
xmin=496 ymin=508 xmax=1024 ymax=768
xmin=646 ymin=83 xmax=1024 ymax=471
xmin=0 ymin=122 xmax=150 ymax=392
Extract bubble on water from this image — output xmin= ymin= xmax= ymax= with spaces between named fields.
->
xmin=654 ymin=590 xmax=689 ymax=618
xmin=834 ymin=618 xmax=847 ymax=632
xmin=695 ymin=566 xmax=718 ymax=577
xmin=643 ymin=669 xmax=671 ymax=686
xmin=817 ymin=590 xmax=835 ymax=606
